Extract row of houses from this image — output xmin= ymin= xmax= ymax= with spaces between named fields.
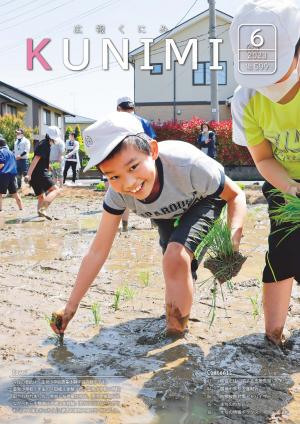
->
xmin=0 ymin=80 xmax=95 ymax=138
xmin=0 ymin=8 xmax=235 ymax=132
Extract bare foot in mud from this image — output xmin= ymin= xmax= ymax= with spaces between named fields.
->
xmin=38 ymin=208 xmax=53 ymax=221
xmin=265 ymin=333 xmax=294 ymax=352
xmin=137 ymin=328 xmax=188 ymax=345
xmin=166 ymin=304 xmax=189 ymax=336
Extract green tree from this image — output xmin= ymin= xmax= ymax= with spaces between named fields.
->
xmin=0 ymin=112 xmax=32 ymax=150
xmin=74 ymin=125 xmax=81 ymax=140
xmin=65 ymin=126 xmax=73 ymax=141
xmin=74 ymin=125 xmax=87 ymax=168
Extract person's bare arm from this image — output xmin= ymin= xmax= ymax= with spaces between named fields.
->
xmin=51 ymin=210 xmax=122 ymax=334
xmin=219 ymin=176 xmax=247 ymax=251
xmin=0 ymin=163 xmax=4 ymax=170
xmin=248 ymin=139 xmax=300 ymax=195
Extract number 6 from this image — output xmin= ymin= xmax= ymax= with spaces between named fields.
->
xmin=250 ymin=29 xmax=264 ymax=47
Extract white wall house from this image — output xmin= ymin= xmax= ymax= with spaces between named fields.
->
xmin=129 ymin=9 xmax=235 ymax=122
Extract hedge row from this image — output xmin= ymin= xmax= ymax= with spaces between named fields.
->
xmin=152 ymin=117 xmax=254 ymax=166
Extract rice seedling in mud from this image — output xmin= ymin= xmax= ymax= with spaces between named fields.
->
xmin=112 ymin=288 xmax=122 ymax=311
xmin=139 ymin=270 xmax=150 ymax=287
xmin=269 ymin=190 xmax=300 ymax=241
xmin=91 ymin=302 xmax=101 ymax=325
xmin=112 ymin=285 xmax=136 ymax=311
xmin=195 ymin=216 xmax=246 ymax=284
xmin=249 ymin=294 xmax=261 ymax=320
xmin=122 ymin=285 xmax=136 ymax=300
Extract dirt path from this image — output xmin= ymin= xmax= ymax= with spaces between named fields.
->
xmin=0 ymin=185 xmax=299 ymax=424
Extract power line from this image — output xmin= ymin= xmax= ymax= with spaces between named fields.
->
xmin=0 ymin=0 xmax=52 ymax=25
xmin=0 ymin=0 xmax=76 ymax=33
xmin=0 ymin=0 xmax=120 ymax=54
xmin=0 ymin=0 xmax=18 ymax=7
xmin=177 ymin=0 xmax=200 ymax=25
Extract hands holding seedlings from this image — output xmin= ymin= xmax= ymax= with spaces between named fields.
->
xmin=50 ymin=305 xmax=77 ymax=335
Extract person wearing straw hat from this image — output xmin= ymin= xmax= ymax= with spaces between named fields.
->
xmin=230 ymin=0 xmax=300 ymax=346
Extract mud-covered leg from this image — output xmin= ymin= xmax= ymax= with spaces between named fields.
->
xmin=263 ymin=277 xmax=293 ymax=345
xmin=163 ymin=242 xmax=194 ymax=336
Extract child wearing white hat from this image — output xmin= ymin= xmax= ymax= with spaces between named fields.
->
xmin=230 ymin=0 xmax=300 ymax=346
xmin=50 ymin=111 xmax=247 ymax=338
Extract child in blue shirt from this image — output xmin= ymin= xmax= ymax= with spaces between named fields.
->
xmin=0 ymin=135 xmax=23 ymax=212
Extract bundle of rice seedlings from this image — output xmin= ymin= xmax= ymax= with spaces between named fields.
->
xmin=269 ymin=190 xmax=300 ymax=239
xmin=195 ymin=217 xmax=246 ymax=284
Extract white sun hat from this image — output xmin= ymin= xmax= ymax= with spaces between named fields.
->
xmin=229 ymin=0 xmax=300 ymax=88
xmin=83 ymin=111 xmax=144 ymax=172
xmin=46 ymin=126 xmax=63 ymax=143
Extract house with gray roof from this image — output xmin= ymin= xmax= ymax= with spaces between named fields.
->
xmin=0 ymin=80 xmax=74 ymax=139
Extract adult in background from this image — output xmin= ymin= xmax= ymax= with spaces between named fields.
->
xmin=0 ymin=135 xmax=23 ymax=211
xmin=196 ymin=122 xmax=216 ymax=159
xmin=50 ymin=128 xmax=65 ymax=188
xmin=63 ymin=132 xmax=80 ymax=185
xmin=117 ymin=96 xmax=157 ymax=231
xmin=25 ymin=127 xmax=61 ymax=219
xmin=14 ymin=128 xmax=30 ymax=189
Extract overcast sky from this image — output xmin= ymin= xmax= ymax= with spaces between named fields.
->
xmin=1 ymin=0 xmax=299 ymax=120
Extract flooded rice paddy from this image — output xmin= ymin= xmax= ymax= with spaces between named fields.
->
xmin=0 ymin=185 xmax=299 ymax=424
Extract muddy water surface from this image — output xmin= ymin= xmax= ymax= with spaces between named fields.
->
xmin=0 ymin=187 xmax=300 ymax=424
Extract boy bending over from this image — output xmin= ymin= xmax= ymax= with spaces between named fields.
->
xmin=51 ymin=112 xmax=247 ymax=336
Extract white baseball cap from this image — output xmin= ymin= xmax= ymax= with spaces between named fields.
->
xmin=229 ymin=0 xmax=300 ymax=88
xmin=117 ymin=96 xmax=134 ymax=108
xmin=47 ymin=126 xmax=63 ymax=143
xmin=83 ymin=111 xmax=144 ymax=172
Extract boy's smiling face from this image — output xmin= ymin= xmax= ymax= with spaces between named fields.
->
xmin=99 ymin=140 xmax=159 ymax=200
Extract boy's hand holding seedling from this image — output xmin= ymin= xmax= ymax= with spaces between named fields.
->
xmin=50 ymin=306 xmax=77 ymax=335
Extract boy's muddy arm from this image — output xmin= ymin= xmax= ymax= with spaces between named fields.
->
xmin=52 ymin=211 xmax=122 ymax=334
xmin=220 ymin=176 xmax=247 ymax=251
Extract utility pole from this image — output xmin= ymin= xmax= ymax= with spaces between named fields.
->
xmin=208 ymin=0 xmax=219 ymax=121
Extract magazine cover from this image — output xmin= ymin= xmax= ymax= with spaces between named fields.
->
xmin=1 ymin=0 xmax=300 ymax=423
